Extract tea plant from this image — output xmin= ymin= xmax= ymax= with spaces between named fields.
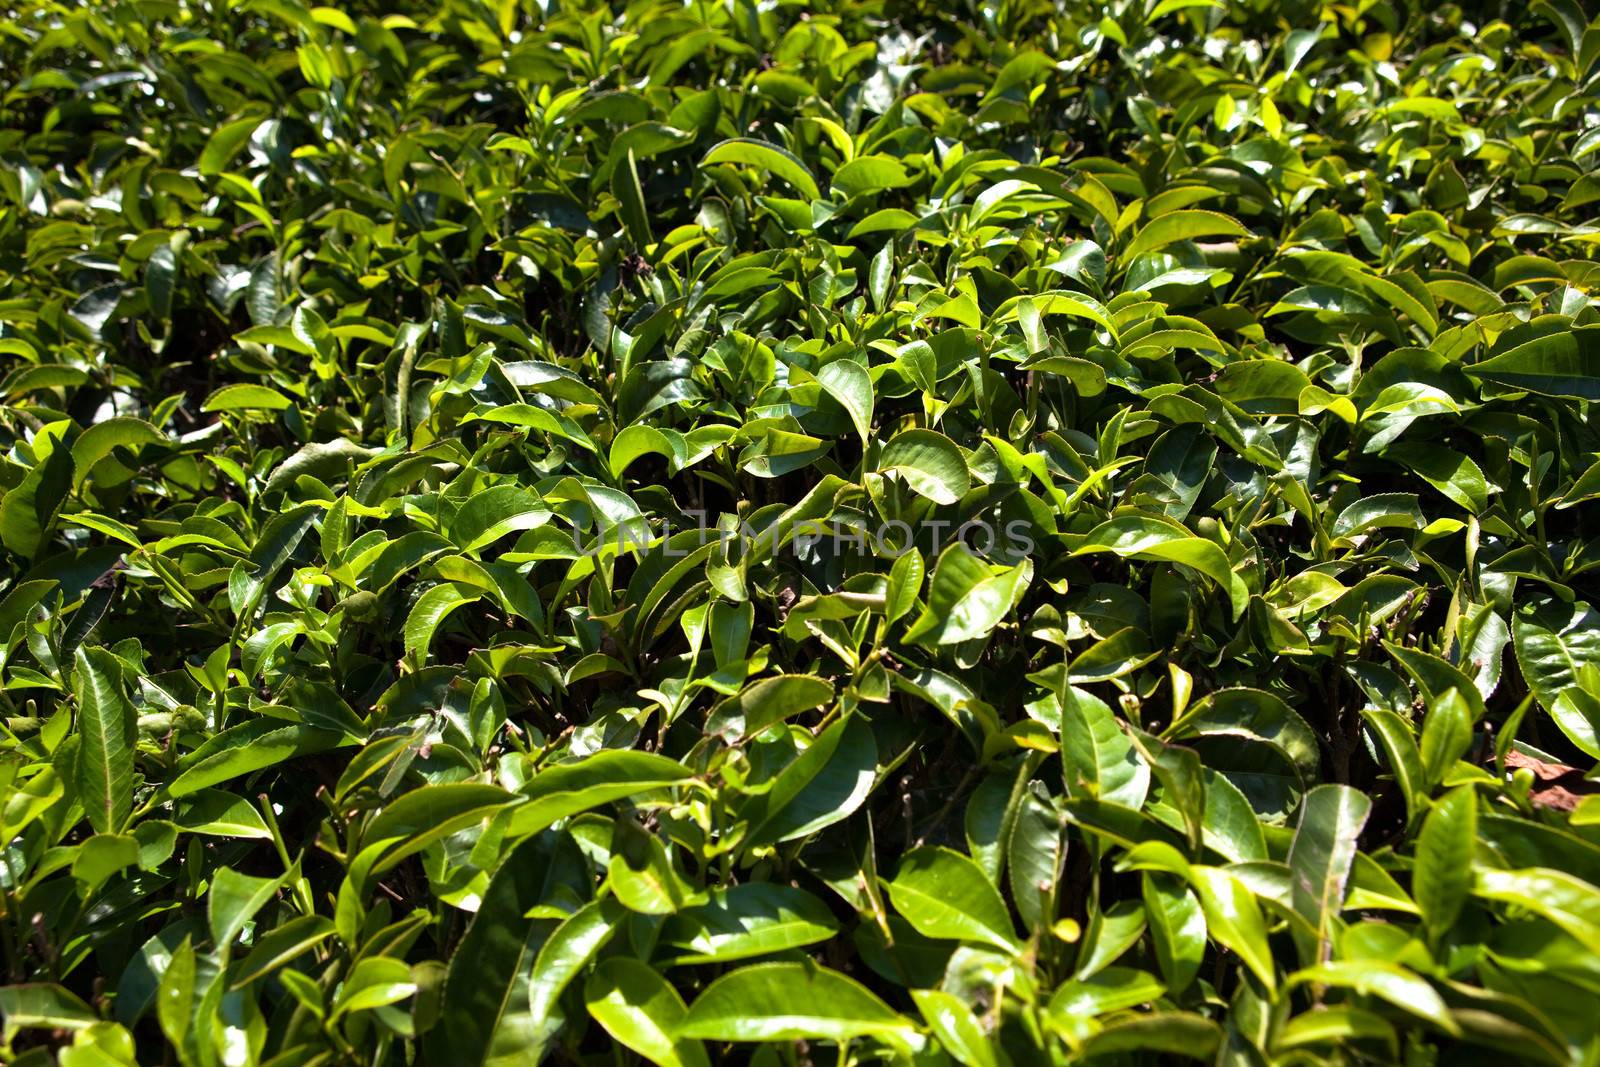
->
xmin=1 ymin=0 xmax=1600 ymax=1063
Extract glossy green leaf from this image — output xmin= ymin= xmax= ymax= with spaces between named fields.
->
xmin=585 ymin=958 xmax=708 ymax=1067
xmin=0 ymin=984 xmax=98 ymax=1037
xmin=1075 ymin=516 xmax=1247 ymax=619
xmin=1050 ymin=965 xmax=1167 ymax=1017
xmin=1062 ymin=686 xmax=1150 ymax=809
xmin=1414 ymin=786 xmax=1475 ymax=940
xmin=507 ymin=751 xmax=694 ymax=838
xmin=659 ymin=883 xmax=838 ymax=964
xmin=678 ymin=962 xmax=915 ymax=1045
xmin=1125 ymin=210 xmax=1249 ymax=259
xmin=527 ymin=898 xmax=622 ymax=1021
xmin=72 ymin=648 xmax=135 ymax=835
xmin=1287 ymin=784 xmax=1371 ymax=936
xmin=701 ymin=138 xmax=820 ymax=200
xmin=886 ymin=846 xmax=1020 ymax=952
xmin=816 ymin=359 xmax=874 ymax=443
xmin=1473 ymin=866 xmax=1600 ymax=955
xmin=209 ymin=866 xmax=284 ymax=949
xmin=878 ymin=428 xmax=970 ymax=505
xmin=911 ymin=990 xmax=996 ymax=1067
xmin=903 ymin=544 xmax=1032 ymax=646
xmin=744 ymin=715 xmax=877 ymax=845
xmin=0 ymin=439 xmax=73 ymax=561
xmin=1469 ymin=326 xmax=1600 ymax=399
xmin=1513 ymin=600 xmax=1600 ymax=758
xmin=1141 ymin=875 xmax=1204 ymax=994
xmin=1288 ymin=961 xmax=1458 ymax=1036
xmin=706 ymin=674 xmax=833 ymax=739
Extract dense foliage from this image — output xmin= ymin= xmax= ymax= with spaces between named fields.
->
xmin=2 ymin=0 xmax=1600 ymax=1062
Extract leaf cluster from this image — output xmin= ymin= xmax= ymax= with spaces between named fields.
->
xmin=2 ymin=0 xmax=1600 ymax=1064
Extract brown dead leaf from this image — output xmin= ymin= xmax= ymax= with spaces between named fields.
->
xmin=1505 ymin=750 xmax=1599 ymax=813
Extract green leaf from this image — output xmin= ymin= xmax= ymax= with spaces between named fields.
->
xmin=1468 ymin=326 xmax=1600 ymax=399
xmin=831 ymin=155 xmax=912 ymax=197
xmin=1287 ymin=784 xmax=1371 ymax=938
xmin=450 ymin=484 xmax=552 ymax=553
xmin=1277 ymin=1006 xmax=1397 ymax=1057
xmin=816 ymin=359 xmax=874 ymax=443
xmin=1385 ymin=443 xmax=1490 ymax=514
xmin=678 ymin=962 xmax=915 ymax=1045
xmin=170 ymin=719 xmax=351 ymax=797
xmin=1177 ymin=688 xmax=1320 ymax=784
xmin=209 ymin=866 xmax=284 ymax=949
xmin=608 ymin=821 xmax=700 ymax=914
xmin=885 ymin=846 xmax=1020 ymax=951
xmin=1008 ymin=788 xmax=1068 ymax=932
xmin=1075 ymin=900 xmax=1148 ymax=980
xmin=1061 ymin=687 xmax=1150 ymax=808
xmin=1360 ymin=708 xmax=1425 ymax=827
xmin=610 ymin=424 xmax=680 ymax=479
xmin=332 ymin=957 xmax=417 ymax=1019
xmin=1049 ymin=966 xmax=1167 ymax=1017
xmin=0 ymin=984 xmax=98 ymax=1038
xmin=71 ymin=417 xmax=164 ymax=487
xmin=201 ymin=383 xmax=293 ymax=412
xmin=423 ymin=833 xmax=584 ymax=1065
xmin=155 ymin=938 xmax=194 ymax=1053
xmin=262 ymin=438 xmax=376 ymax=495
xmin=231 ymin=915 xmax=337 ymax=989
xmin=911 ymin=989 xmax=998 ymax=1067
xmin=584 ymin=959 xmax=708 ymax=1067
xmin=1414 ymin=786 xmax=1476 ymax=940
xmin=199 ymin=114 xmax=262 ymax=174
xmin=0 ymin=438 xmax=73 ymax=561
xmin=1202 ymin=769 xmax=1267 ymax=863
xmin=706 ymin=674 xmax=833 ymax=739
xmin=659 ymin=883 xmax=838 ymax=964
xmin=744 ymin=715 xmax=877 ymax=845
xmin=903 ymin=544 xmax=1032 ymax=646
xmin=1076 ymin=516 xmax=1248 ymax=619
xmin=506 ymin=750 xmax=693 ymax=838
xmin=72 ymin=648 xmax=135 ymax=835
xmin=1141 ymin=875 xmax=1204 ymax=994
xmin=1078 ymin=1014 xmax=1222 ymax=1060
xmin=1332 ymin=493 xmax=1424 ymax=540
xmin=403 ymin=582 xmax=481 ymax=665
xmin=884 ymin=547 xmax=924 ymax=626
xmin=71 ymin=833 xmax=139 ymax=894
xmin=1125 ymin=210 xmax=1248 ymax=259
xmin=359 ymin=782 xmax=518 ymax=874
xmin=1418 ymin=687 xmax=1474 ymax=789
xmin=1288 ymin=961 xmax=1459 ymax=1036
xmin=527 ymin=898 xmax=621 ymax=1021
xmin=878 ymin=428 xmax=970 ymax=505
xmin=1473 ymin=866 xmax=1600 ymax=955
xmin=614 ymin=149 xmax=653 ymax=248
xmin=1191 ymin=866 xmax=1277 ymax=993
xmin=701 ymin=138 xmax=820 ymax=200
xmin=1513 ymin=599 xmax=1600 ymax=758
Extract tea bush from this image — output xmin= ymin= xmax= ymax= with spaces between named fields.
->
xmin=2 ymin=0 xmax=1600 ymax=1063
